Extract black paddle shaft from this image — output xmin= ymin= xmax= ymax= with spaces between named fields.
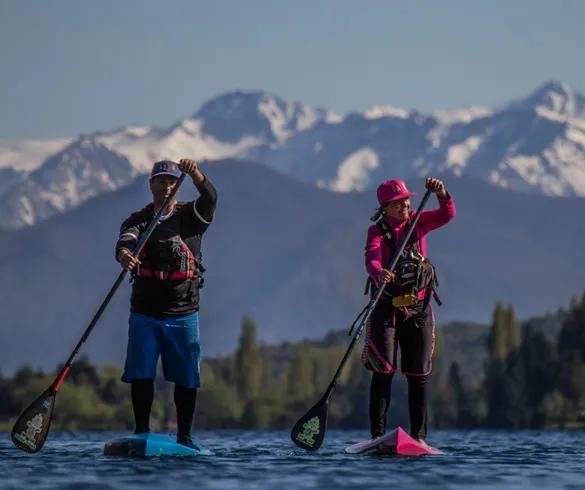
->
xmin=322 ymin=188 xmax=433 ymax=402
xmin=57 ymin=172 xmax=187 ymax=383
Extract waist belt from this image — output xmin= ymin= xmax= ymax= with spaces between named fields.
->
xmin=136 ymin=268 xmax=195 ymax=280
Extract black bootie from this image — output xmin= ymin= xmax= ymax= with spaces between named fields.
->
xmin=175 ymin=384 xmax=197 ymax=445
xmin=131 ymin=379 xmax=154 ymax=434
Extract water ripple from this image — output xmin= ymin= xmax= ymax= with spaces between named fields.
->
xmin=2 ymin=430 xmax=585 ymax=489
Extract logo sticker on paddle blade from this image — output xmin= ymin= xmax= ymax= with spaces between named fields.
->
xmin=12 ymin=389 xmax=56 ymax=453
xmin=295 ymin=416 xmax=320 ymax=447
xmin=13 ymin=413 xmax=44 ymax=451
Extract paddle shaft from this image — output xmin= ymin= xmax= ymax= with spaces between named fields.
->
xmin=50 ymin=173 xmax=187 ymax=391
xmin=321 ymin=188 xmax=433 ymax=402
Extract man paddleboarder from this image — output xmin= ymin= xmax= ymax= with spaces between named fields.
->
xmin=115 ymin=158 xmax=217 ymax=449
xmin=363 ymin=177 xmax=455 ymax=447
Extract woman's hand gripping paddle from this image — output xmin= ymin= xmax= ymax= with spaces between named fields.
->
xmin=290 ymin=186 xmax=433 ymax=451
xmin=11 ymin=173 xmax=187 ymax=453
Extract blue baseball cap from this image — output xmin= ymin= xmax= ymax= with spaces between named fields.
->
xmin=150 ymin=160 xmax=181 ymax=180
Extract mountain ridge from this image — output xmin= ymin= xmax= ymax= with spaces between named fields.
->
xmin=1 ymin=81 xmax=584 ymax=229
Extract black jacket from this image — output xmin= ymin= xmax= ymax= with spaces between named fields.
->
xmin=115 ymin=176 xmax=217 ymax=317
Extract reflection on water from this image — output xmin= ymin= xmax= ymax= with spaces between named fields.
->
xmin=2 ymin=430 xmax=585 ymax=489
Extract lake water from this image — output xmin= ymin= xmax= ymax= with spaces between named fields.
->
xmin=2 ymin=430 xmax=585 ymax=489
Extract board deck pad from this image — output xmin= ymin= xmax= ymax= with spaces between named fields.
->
xmin=345 ymin=427 xmax=441 ymax=456
xmin=104 ymin=433 xmax=213 ymax=457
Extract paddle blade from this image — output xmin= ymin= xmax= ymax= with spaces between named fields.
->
xmin=11 ymin=387 xmax=57 ymax=453
xmin=290 ymin=398 xmax=329 ymax=451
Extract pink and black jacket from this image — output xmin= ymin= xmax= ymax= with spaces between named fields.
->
xmin=365 ymin=193 xmax=456 ymax=293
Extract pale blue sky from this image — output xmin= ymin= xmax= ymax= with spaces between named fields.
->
xmin=1 ymin=0 xmax=584 ymax=139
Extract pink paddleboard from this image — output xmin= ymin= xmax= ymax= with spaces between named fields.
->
xmin=345 ymin=426 xmax=441 ymax=456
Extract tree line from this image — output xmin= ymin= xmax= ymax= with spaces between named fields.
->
xmin=433 ymin=292 xmax=585 ymax=429
xmin=1 ymin=293 xmax=584 ymax=432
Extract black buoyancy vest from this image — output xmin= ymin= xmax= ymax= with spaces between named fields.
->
xmin=136 ymin=235 xmax=199 ymax=280
xmin=365 ymin=217 xmax=440 ymax=308
xmin=132 ymin=204 xmax=205 ymax=285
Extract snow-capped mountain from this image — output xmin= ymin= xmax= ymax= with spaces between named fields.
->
xmin=0 ymin=92 xmax=335 ymax=228
xmin=193 ymin=90 xmax=334 ymax=144
xmin=513 ymin=80 xmax=585 ymax=120
xmin=429 ymin=81 xmax=585 ymax=196
xmin=0 ymin=137 xmax=72 ymax=171
xmin=0 ymin=137 xmax=135 ymax=228
xmin=250 ymin=81 xmax=585 ymax=197
xmin=95 ymin=91 xmax=334 ymax=173
xmin=1 ymin=82 xmax=584 ymax=229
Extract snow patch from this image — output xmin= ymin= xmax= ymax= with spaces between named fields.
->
xmin=446 ymin=136 xmax=483 ymax=175
xmin=325 ymin=113 xmax=343 ymax=124
xmin=547 ymin=88 xmax=574 ymax=114
xmin=566 ymin=127 xmax=585 ymax=148
xmin=506 ymin=156 xmax=544 ymax=186
xmin=426 ymin=126 xmax=445 ymax=148
xmin=434 ymin=106 xmax=492 ymax=125
xmin=364 ymin=105 xmax=409 ymax=120
xmin=122 ymin=126 xmax=152 ymax=138
xmin=258 ymin=96 xmax=292 ymax=143
xmin=258 ymin=96 xmax=326 ymax=142
xmin=295 ymin=107 xmax=321 ymax=132
xmin=489 ymin=170 xmax=509 ymax=188
xmin=542 ymin=138 xmax=585 ymax=196
xmin=534 ymin=106 xmax=576 ymax=124
xmin=18 ymin=196 xmax=35 ymax=226
xmin=178 ymin=119 xmax=203 ymax=135
xmin=323 ymin=148 xmax=380 ymax=192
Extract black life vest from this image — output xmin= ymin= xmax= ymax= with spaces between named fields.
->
xmin=365 ymin=216 xmax=441 ymax=308
xmin=135 ymin=235 xmax=202 ymax=281
xmin=130 ymin=204 xmax=205 ymax=286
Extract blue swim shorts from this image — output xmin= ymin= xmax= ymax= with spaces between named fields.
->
xmin=122 ymin=312 xmax=201 ymax=388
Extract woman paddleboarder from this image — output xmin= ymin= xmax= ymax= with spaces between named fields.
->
xmin=363 ymin=177 xmax=455 ymax=447
xmin=115 ymin=158 xmax=217 ymax=449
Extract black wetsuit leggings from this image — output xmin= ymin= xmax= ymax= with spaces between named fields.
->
xmin=369 ymin=372 xmax=428 ymax=440
xmin=131 ymin=379 xmax=197 ymax=440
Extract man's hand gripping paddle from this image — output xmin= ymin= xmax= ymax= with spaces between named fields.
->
xmin=11 ymin=173 xmax=187 ymax=453
xmin=290 ymin=186 xmax=432 ymax=451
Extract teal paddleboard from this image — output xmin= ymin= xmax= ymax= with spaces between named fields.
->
xmin=103 ymin=433 xmax=213 ymax=457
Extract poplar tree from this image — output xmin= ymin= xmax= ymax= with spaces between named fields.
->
xmin=234 ymin=315 xmax=263 ymax=400
xmin=505 ymin=304 xmax=521 ymax=352
xmin=488 ymin=302 xmax=508 ymax=362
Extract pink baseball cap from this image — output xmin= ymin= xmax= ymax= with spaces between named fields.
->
xmin=377 ymin=179 xmax=416 ymax=205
